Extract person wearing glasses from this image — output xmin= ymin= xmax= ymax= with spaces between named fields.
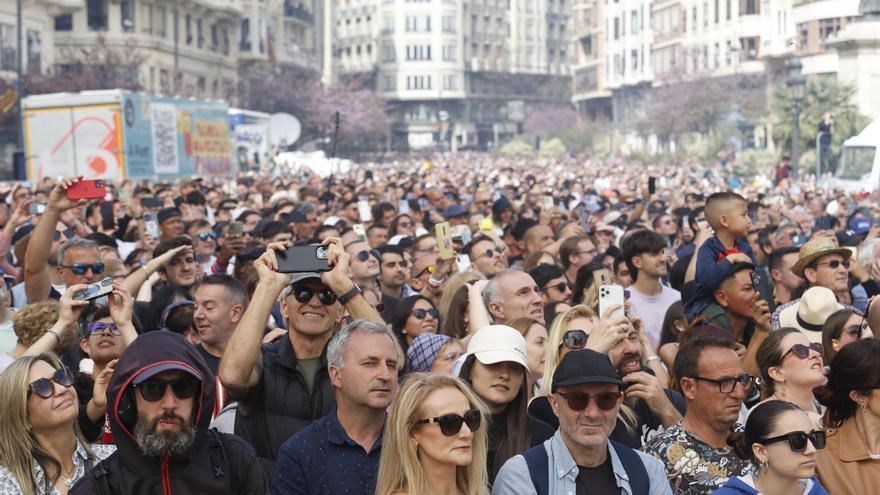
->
xmin=814 ymin=338 xmax=880 ymax=492
xmin=391 ymin=295 xmax=441 ymax=351
xmin=645 ymin=335 xmax=754 ymax=494
xmin=69 ymin=331 xmax=266 ymax=494
xmin=463 ymin=236 xmax=507 ymax=279
xmin=375 ymin=373 xmax=488 ymax=495
xmin=344 ymin=240 xmax=381 ymax=294
xmin=754 ymin=328 xmax=827 ymax=424
xmin=388 ymin=214 xmax=417 ymax=238
xmin=219 ymin=238 xmax=384 ymax=480
xmin=186 ymin=219 xmax=219 ymax=274
xmin=715 ymin=400 xmax=829 ymax=494
xmin=528 ymin=264 xmax=573 ymax=305
xmin=820 ymin=308 xmax=872 ymax=364
xmin=0 ymin=353 xmax=116 ymax=495
xmin=493 ymin=348 xmax=671 ymax=494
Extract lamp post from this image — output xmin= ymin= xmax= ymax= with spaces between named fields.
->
xmin=786 ymin=58 xmax=806 ymax=180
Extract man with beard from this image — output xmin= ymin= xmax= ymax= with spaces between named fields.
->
xmin=70 ymin=331 xmax=267 ymax=494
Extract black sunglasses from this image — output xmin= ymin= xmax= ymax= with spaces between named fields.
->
xmin=411 ymin=308 xmax=440 ymax=320
xmin=59 ymin=263 xmax=105 ymax=276
xmin=542 ymin=282 xmax=569 ymax=293
xmin=474 ymin=247 xmax=504 ymax=261
xmin=815 ymin=259 xmax=850 ymax=270
xmin=292 ymin=286 xmax=337 ymax=305
xmin=87 ymin=322 xmax=121 ymax=336
xmin=781 ymin=342 xmax=823 ymax=361
xmin=692 ymin=374 xmax=755 ymax=394
xmin=136 ymin=376 xmax=200 ymax=402
xmin=761 ymin=430 xmax=826 ymax=453
xmin=355 ymin=249 xmax=380 ymax=262
xmin=562 ymin=329 xmax=588 ymax=350
xmin=416 ymin=409 xmax=481 ymax=436
xmin=28 ymin=367 xmax=75 ymax=399
xmin=557 ymin=391 xmax=622 ymax=411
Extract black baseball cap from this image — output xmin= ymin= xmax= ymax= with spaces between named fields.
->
xmin=551 ymin=349 xmax=624 ymax=392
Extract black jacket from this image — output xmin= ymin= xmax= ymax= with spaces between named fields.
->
xmin=70 ymin=331 xmax=267 ymax=495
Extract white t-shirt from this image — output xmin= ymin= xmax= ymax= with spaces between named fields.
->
xmin=628 ymin=284 xmax=681 ymax=349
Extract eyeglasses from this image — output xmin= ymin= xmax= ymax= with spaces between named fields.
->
xmin=355 ymin=249 xmax=380 ymax=262
xmin=473 ymin=247 xmax=504 ymax=261
xmin=28 ymin=367 xmax=74 ymax=399
xmin=760 ymin=430 xmax=826 ymax=453
xmin=416 ymin=410 xmax=481 ymax=436
xmin=87 ymin=322 xmax=121 ymax=336
xmin=542 ymin=282 xmax=570 ymax=293
xmin=815 ymin=259 xmax=850 ymax=270
xmin=196 ymin=232 xmax=218 ymax=241
xmin=291 ymin=285 xmax=337 ymax=305
xmin=781 ymin=342 xmax=823 ymax=361
xmin=557 ymin=391 xmax=622 ymax=411
xmin=398 ymin=221 xmax=414 ymax=229
xmin=411 ymin=308 xmax=440 ymax=320
xmin=414 ymin=264 xmax=436 ymax=278
xmin=562 ymin=329 xmax=588 ymax=350
xmin=136 ymin=376 xmax=200 ymax=402
xmin=59 ymin=263 xmax=105 ymax=276
xmin=691 ymin=374 xmax=755 ymax=394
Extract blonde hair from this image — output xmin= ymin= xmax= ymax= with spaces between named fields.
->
xmin=0 ymin=353 xmax=93 ymax=495
xmin=375 ymin=373 xmax=489 ymax=495
xmin=541 ymin=305 xmax=596 ymax=396
xmin=12 ymin=301 xmax=61 ymax=348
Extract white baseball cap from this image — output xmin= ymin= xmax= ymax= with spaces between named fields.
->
xmin=464 ymin=325 xmax=529 ymax=372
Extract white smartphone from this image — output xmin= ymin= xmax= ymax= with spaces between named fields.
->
xmin=455 ymin=254 xmax=472 ymax=272
xmin=598 ymin=284 xmax=625 ymax=319
xmin=543 ymin=195 xmax=554 ymax=211
xmin=398 ymin=199 xmax=411 ymax=216
xmin=352 ymin=223 xmax=367 ymax=241
xmin=144 ymin=213 xmax=160 ymax=239
xmin=357 ymin=200 xmax=372 ymax=222
xmin=74 ymin=278 xmax=115 ymax=301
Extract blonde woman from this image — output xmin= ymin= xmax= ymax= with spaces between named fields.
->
xmin=0 ymin=353 xmax=115 ymax=495
xmin=375 ymin=373 xmax=489 ymax=495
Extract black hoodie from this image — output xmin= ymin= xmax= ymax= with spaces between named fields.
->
xmin=70 ymin=331 xmax=267 ymax=495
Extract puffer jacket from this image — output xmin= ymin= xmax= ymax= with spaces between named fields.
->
xmin=70 ymin=331 xmax=267 ymax=495
xmin=712 ymin=474 xmax=829 ymax=494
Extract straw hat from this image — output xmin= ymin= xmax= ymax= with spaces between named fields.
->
xmin=791 ymin=236 xmax=851 ymax=278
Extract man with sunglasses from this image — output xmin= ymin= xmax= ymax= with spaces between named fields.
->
xmin=187 ymin=219 xmax=219 ymax=274
xmin=645 ymin=335 xmax=753 ymax=494
xmin=345 ymin=240 xmax=381 ymax=293
xmin=493 ymin=348 xmax=671 ymax=495
xmin=71 ymin=331 xmax=267 ymax=494
xmin=464 ymin=235 xmax=507 ymax=278
xmin=219 ymin=238 xmax=385 ymax=480
xmin=409 ymin=252 xmax=454 ymax=306
xmin=529 ymin=264 xmax=573 ymax=304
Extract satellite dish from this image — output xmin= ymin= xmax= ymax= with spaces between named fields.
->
xmin=269 ymin=113 xmax=302 ymax=149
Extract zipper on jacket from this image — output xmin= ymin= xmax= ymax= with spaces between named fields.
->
xmin=161 ymin=455 xmax=171 ymax=494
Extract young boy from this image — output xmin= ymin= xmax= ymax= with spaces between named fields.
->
xmin=685 ymin=192 xmax=757 ymax=318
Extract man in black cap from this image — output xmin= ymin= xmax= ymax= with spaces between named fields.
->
xmin=158 ymin=207 xmax=185 ymax=242
xmin=493 ymin=349 xmax=671 ymax=495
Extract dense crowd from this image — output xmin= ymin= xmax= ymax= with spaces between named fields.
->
xmin=0 ymin=152 xmax=878 ymax=495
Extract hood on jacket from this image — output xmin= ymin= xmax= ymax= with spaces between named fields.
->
xmin=717 ymin=475 xmax=822 ymax=495
xmin=107 ymin=331 xmax=216 ymax=464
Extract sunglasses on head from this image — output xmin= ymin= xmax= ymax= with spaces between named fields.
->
xmin=542 ymin=282 xmax=569 ymax=293
xmin=136 ymin=376 xmax=200 ymax=402
xmin=197 ymin=232 xmax=218 ymax=241
xmin=562 ymin=329 xmax=588 ymax=350
xmin=291 ymin=285 xmax=337 ymax=305
xmin=557 ymin=391 xmax=622 ymax=411
xmin=60 ymin=263 xmax=105 ymax=276
xmin=416 ymin=409 xmax=481 ymax=436
xmin=356 ymin=249 xmax=380 ymax=262
xmin=781 ymin=342 xmax=823 ymax=361
xmin=411 ymin=308 xmax=440 ymax=320
xmin=761 ymin=430 xmax=826 ymax=453
xmin=28 ymin=367 xmax=74 ymax=399
xmin=87 ymin=322 xmax=121 ymax=336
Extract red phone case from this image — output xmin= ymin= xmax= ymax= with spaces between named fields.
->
xmin=67 ymin=179 xmax=106 ymax=200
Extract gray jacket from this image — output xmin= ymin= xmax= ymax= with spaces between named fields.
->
xmin=492 ymin=430 xmax=672 ymax=495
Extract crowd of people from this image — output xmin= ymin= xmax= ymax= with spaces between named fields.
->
xmin=0 ymin=152 xmax=878 ymax=494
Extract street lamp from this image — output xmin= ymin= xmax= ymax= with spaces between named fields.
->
xmin=786 ymin=58 xmax=806 ymax=180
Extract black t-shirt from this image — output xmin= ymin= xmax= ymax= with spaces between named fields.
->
xmin=576 ymin=457 xmax=619 ymax=495
xmin=197 ymin=344 xmax=221 ymax=376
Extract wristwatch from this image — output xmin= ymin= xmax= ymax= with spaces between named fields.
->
xmin=337 ymin=284 xmax=362 ymax=305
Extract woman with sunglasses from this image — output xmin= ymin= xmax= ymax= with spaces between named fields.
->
xmin=754 ymin=328 xmax=827 ymax=424
xmin=375 ymin=373 xmax=488 ymax=495
xmin=820 ymin=308 xmax=872 ymax=364
xmin=392 ymin=295 xmax=441 ymax=351
xmin=507 ymin=317 xmax=548 ymax=401
xmin=0 ymin=353 xmax=116 ymax=495
xmin=388 ymin=214 xmax=418 ymax=238
xmin=716 ymin=400 xmax=829 ymax=494
xmin=814 ymin=338 xmax=880 ymax=493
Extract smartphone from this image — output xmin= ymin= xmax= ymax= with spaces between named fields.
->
xmin=478 ymin=217 xmax=494 ymax=232
xmin=398 ymin=199 xmax=411 ymax=216
xmin=598 ymin=284 xmax=626 ymax=319
xmin=141 ymin=197 xmax=163 ymax=209
xmin=578 ymin=204 xmax=591 ymax=234
xmin=648 ymin=177 xmax=656 ymax=195
xmin=100 ymin=201 xmax=116 ymax=230
xmin=29 ymin=202 xmax=46 ymax=215
xmin=353 ymin=223 xmax=367 ymax=241
xmin=228 ymin=221 xmax=243 ymax=237
xmin=455 ymin=254 xmax=472 ymax=272
xmin=357 ymin=200 xmax=372 ymax=222
xmin=66 ymin=179 xmax=106 ymax=201
xmin=284 ymin=211 xmax=308 ymax=224
xmin=144 ymin=213 xmax=160 ymax=239
xmin=543 ymin=196 xmax=554 ymax=211
xmin=73 ymin=278 xmax=114 ymax=301
xmin=275 ymin=245 xmax=332 ymax=273
xmin=436 ymin=222 xmax=454 ymax=260
xmin=682 ymin=215 xmax=689 ymax=229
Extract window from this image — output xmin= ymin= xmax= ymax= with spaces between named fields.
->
xmin=185 ymin=15 xmax=192 ymax=45
xmin=613 ymin=17 xmax=619 ymax=39
xmin=714 ymin=0 xmax=719 ymax=23
xmin=382 ymin=16 xmax=394 ymax=33
xmin=121 ymin=0 xmax=135 ymax=32
xmin=55 ymin=15 xmax=73 ymax=31
xmin=160 ymin=69 xmax=169 ymax=93
xmin=405 ymin=44 xmax=431 ymax=60
xmin=631 ymin=48 xmax=638 ymax=70
xmin=158 ymin=6 xmax=167 ymax=37
xmin=197 ymin=18 xmax=204 ymax=49
xmin=740 ymin=0 xmax=759 ymax=15
xmin=405 ymin=16 xmax=431 ymax=32
xmin=142 ymin=4 xmax=153 ymax=34
xmin=726 ymin=0 xmax=731 ymax=20
xmin=631 ymin=10 xmax=638 ymax=34
xmin=211 ymin=24 xmax=218 ymax=51
xmin=442 ymin=44 xmax=457 ymax=60
xmin=443 ymin=74 xmax=458 ymax=90
xmin=740 ymin=36 xmax=758 ymax=60
xmin=381 ymin=43 xmax=395 ymax=62
xmin=703 ymin=2 xmax=708 ymax=27
xmin=240 ymin=19 xmax=251 ymax=51
xmin=87 ymin=0 xmax=109 ymax=31
xmin=714 ymin=42 xmax=720 ymax=67
xmin=26 ymin=30 xmax=40 ymax=73
xmin=406 ymin=75 xmax=432 ymax=89
xmin=442 ymin=15 xmax=456 ymax=32
xmin=0 ymin=23 xmax=15 ymax=71
xmin=381 ymin=75 xmax=396 ymax=91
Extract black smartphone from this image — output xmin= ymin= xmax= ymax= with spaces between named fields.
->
xmin=283 ymin=211 xmax=308 ymax=224
xmin=141 ymin=197 xmax=162 ymax=209
xmin=100 ymin=201 xmax=116 ymax=230
xmin=275 ymin=245 xmax=332 ymax=273
xmin=648 ymin=177 xmax=656 ymax=195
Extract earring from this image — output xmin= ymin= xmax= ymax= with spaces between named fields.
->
xmin=861 ymin=402 xmax=868 ymax=411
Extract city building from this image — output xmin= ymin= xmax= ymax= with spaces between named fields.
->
xmin=572 ymin=0 xmax=612 ymax=121
xmin=0 ymin=0 xmax=69 ymax=78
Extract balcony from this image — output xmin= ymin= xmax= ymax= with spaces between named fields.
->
xmin=39 ymin=0 xmax=83 ymax=14
xmin=285 ymin=2 xmax=315 ymax=25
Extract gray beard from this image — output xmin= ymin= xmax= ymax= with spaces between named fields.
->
xmin=134 ymin=413 xmax=197 ymax=458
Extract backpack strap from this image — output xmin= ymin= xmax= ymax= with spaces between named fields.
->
xmin=521 ymin=443 xmax=549 ymax=495
xmin=208 ymin=427 xmax=239 ymax=492
xmin=609 ymin=439 xmax=649 ymax=495
xmin=85 ymin=453 xmax=113 ymax=495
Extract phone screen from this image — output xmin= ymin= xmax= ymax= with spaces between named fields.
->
xmin=648 ymin=177 xmax=656 ymax=195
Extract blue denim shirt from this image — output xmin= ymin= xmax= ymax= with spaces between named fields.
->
xmin=492 ymin=430 xmax=672 ymax=495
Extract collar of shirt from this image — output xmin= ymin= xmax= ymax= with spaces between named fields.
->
xmin=31 ymin=440 xmax=90 ymax=495
xmin=326 ymin=407 xmax=385 ymax=454
xmin=547 ymin=430 xmax=635 ymax=489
